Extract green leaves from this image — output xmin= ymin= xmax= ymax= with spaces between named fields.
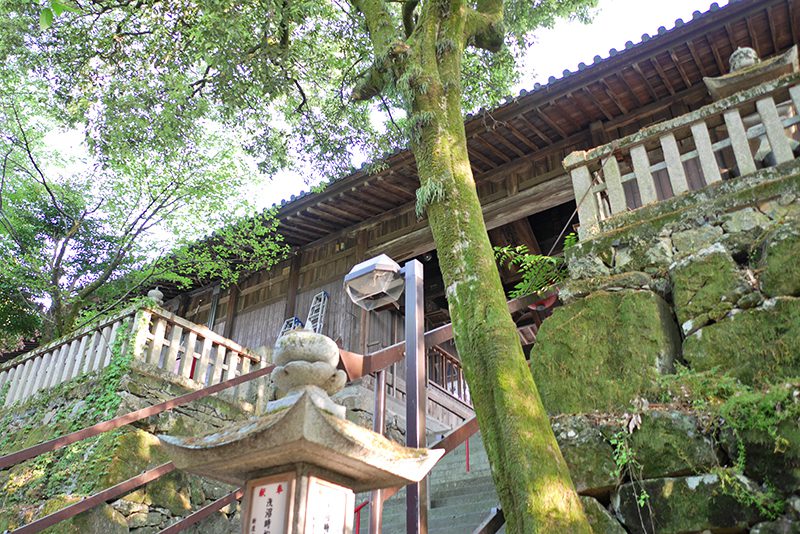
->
xmin=493 ymin=244 xmax=565 ymax=298
xmin=39 ymin=8 xmax=53 ymax=30
xmin=39 ymin=1 xmax=79 ymax=30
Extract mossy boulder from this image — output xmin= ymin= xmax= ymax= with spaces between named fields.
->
xmin=611 ymin=473 xmax=765 ymax=534
xmin=580 ymin=496 xmax=626 ymax=534
xmin=559 ymin=272 xmax=664 ymax=305
xmin=683 ymin=298 xmax=800 ymax=385
xmin=751 ymin=517 xmax=800 ymax=533
xmin=551 ymin=415 xmax=617 ymax=496
xmin=758 ymin=222 xmax=800 ymax=298
xmin=669 ymin=244 xmax=751 ymax=333
xmin=628 ymin=411 xmax=718 ymax=479
xmin=530 ymin=290 xmax=680 ymax=414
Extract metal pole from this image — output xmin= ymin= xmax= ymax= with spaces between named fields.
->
xmin=369 ymin=369 xmax=387 ymax=534
xmin=403 ymin=259 xmax=427 ymax=534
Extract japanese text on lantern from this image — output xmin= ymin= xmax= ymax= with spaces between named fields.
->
xmin=249 ymin=479 xmax=290 ymax=534
xmin=305 ymin=478 xmax=349 ymax=534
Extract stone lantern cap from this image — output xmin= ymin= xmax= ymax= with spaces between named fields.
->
xmin=159 ymin=392 xmax=444 ymax=492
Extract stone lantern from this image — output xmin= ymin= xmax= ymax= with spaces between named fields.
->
xmin=159 ymin=327 xmax=443 ymax=534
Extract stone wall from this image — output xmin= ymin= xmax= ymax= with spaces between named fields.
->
xmin=529 ymin=160 xmax=800 ymax=532
xmin=0 ymin=360 xmax=260 ymax=533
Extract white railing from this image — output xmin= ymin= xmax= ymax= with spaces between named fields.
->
xmin=0 ymin=306 xmax=266 ymax=408
xmin=564 ymin=73 xmax=800 ymax=238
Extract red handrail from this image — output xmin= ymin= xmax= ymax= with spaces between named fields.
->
xmin=354 ymin=500 xmax=369 ymax=534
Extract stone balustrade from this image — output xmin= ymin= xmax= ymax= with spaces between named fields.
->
xmin=0 ymin=305 xmax=266 ymax=408
xmin=564 ymin=73 xmax=800 ymax=239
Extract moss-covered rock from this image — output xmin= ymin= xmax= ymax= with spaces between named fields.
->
xmin=669 ymin=244 xmax=751 ymax=333
xmin=683 ymin=298 xmax=800 ymax=385
xmin=611 ymin=473 xmax=765 ymax=534
xmin=43 ymin=500 xmax=128 ymax=534
xmin=758 ymin=222 xmax=800 ymax=298
xmin=580 ymin=496 xmax=626 ymax=534
xmin=627 ymin=411 xmax=718 ymax=479
xmin=530 ymin=290 xmax=680 ymax=414
xmin=672 ymin=225 xmax=724 ymax=257
xmin=551 ymin=415 xmax=617 ymax=496
xmin=559 ymin=272 xmax=664 ymax=305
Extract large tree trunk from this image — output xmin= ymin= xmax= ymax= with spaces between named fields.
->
xmin=404 ymin=8 xmax=591 ymax=532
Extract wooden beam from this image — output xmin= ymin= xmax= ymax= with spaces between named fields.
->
xmin=467 ymin=145 xmax=499 ymax=168
xmin=631 ymin=63 xmax=660 ymax=100
xmin=669 ymin=49 xmax=693 ymax=89
xmin=649 ymin=57 xmax=677 ymax=95
xmin=278 ymin=222 xmax=322 ymax=240
xmin=305 ymin=205 xmax=354 ymax=226
xmin=360 ymin=181 xmax=408 ymax=205
xmin=491 ymin=132 xmax=528 ymax=158
xmin=600 ymin=79 xmax=629 ymax=114
xmin=581 ymin=87 xmax=615 ymax=121
xmin=313 ymin=202 xmax=364 ymax=223
xmin=504 ymin=121 xmax=542 ymax=151
xmin=292 ymin=212 xmax=340 ymax=233
xmin=516 ymin=114 xmax=553 ymax=145
xmin=707 ymin=34 xmax=728 ymax=74
xmin=766 ymin=5 xmax=780 ymax=53
xmin=283 ymin=253 xmax=302 ymax=319
xmin=376 ymin=175 xmax=417 ymax=198
xmin=334 ymin=194 xmax=383 ymax=217
xmin=686 ymin=40 xmax=710 ymax=77
xmin=473 ymin=133 xmax=513 ymax=162
xmin=221 ymin=285 xmax=239 ymax=339
xmin=535 ymin=106 xmax=569 ymax=139
xmin=788 ymin=0 xmax=798 ymax=47
xmin=344 ymin=188 xmax=397 ymax=211
xmin=616 ymin=71 xmax=647 ymax=107
xmin=568 ymin=90 xmax=600 ymax=123
xmin=285 ymin=215 xmax=332 ymax=236
xmin=745 ymin=17 xmax=762 ymax=56
xmin=724 ymin=23 xmax=739 ymax=50
xmin=553 ymin=96 xmax=583 ymax=132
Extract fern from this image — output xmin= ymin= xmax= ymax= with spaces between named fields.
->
xmin=494 ymin=244 xmax=565 ymax=298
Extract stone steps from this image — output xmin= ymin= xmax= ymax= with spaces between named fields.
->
xmin=355 ymin=433 xmax=500 ymax=534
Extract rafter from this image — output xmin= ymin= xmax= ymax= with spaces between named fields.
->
xmin=535 ymin=106 xmax=569 ymax=139
xmin=504 ymin=121 xmax=542 ymax=151
xmin=313 ymin=202 xmax=364 ymax=223
xmin=649 ymin=57 xmax=676 ymax=96
xmin=616 ymin=71 xmax=647 ymax=107
xmin=467 ymin=145 xmax=501 ymax=168
xmin=473 ymin=134 xmax=513 ymax=162
xmin=568 ymin=90 xmax=602 ymax=123
xmin=765 ymin=6 xmax=780 ymax=54
xmin=516 ymin=115 xmax=553 ymax=145
xmin=599 ymin=80 xmax=628 ymax=114
xmin=489 ymin=132 xmax=527 ymax=158
xmin=686 ymin=41 xmax=709 ymax=78
xmin=745 ymin=16 xmax=761 ymax=56
xmin=631 ymin=63 xmax=659 ymax=100
xmin=580 ymin=87 xmax=614 ymax=121
xmin=706 ymin=34 xmax=727 ymax=74
xmin=304 ymin=206 xmax=354 ymax=226
xmin=375 ymin=176 xmax=417 ymax=198
xmin=668 ymin=49 xmax=692 ymax=89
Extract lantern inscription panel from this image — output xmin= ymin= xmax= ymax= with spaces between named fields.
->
xmin=305 ymin=477 xmax=353 ymax=534
xmin=245 ymin=474 xmax=295 ymax=534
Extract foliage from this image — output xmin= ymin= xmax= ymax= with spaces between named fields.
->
xmin=0 ymin=73 xmax=287 ymax=344
xmin=494 ymin=244 xmax=565 ymax=298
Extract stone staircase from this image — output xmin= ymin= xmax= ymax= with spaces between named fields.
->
xmin=356 ymin=433 xmax=503 ymax=534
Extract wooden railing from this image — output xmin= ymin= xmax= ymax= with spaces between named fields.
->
xmin=0 ymin=306 xmax=265 ymax=409
xmin=564 ymin=73 xmax=800 ymax=239
xmin=428 ymin=345 xmax=471 ymax=406
xmin=0 ymin=308 xmax=138 ymax=407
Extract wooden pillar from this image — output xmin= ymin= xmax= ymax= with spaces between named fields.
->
xmin=283 ymin=251 xmax=302 ymax=320
xmin=206 ymin=285 xmax=221 ymax=330
xmin=222 ymin=285 xmax=240 ymax=340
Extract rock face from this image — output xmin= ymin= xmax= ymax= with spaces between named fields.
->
xmin=759 ymin=222 xmax=800 ymax=298
xmin=669 ymin=244 xmax=751 ymax=333
xmin=611 ymin=474 xmax=764 ymax=534
xmin=530 ymin=289 xmax=679 ymax=414
xmin=551 ymin=415 xmax=618 ymax=496
xmin=683 ymin=297 xmax=800 ymax=385
xmin=627 ymin=411 xmax=718 ymax=479
xmin=580 ymin=496 xmax=626 ymax=534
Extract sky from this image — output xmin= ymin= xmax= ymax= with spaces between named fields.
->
xmin=248 ymin=0 xmax=730 ymax=209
